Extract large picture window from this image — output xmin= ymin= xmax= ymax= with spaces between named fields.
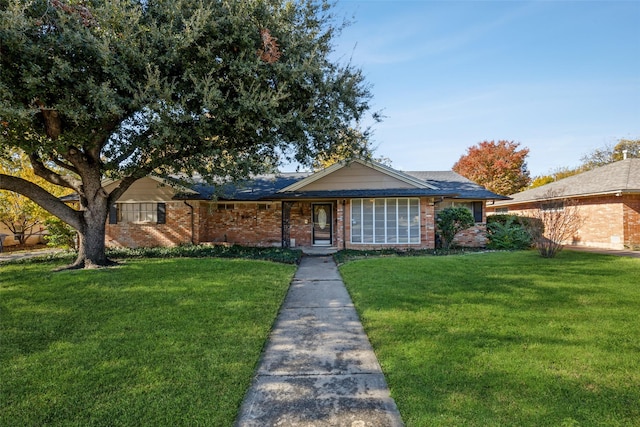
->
xmin=351 ymin=198 xmax=420 ymax=244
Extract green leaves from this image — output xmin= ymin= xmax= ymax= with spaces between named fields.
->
xmin=1 ymin=0 xmax=376 ymax=267
xmin=436 ymin=207 xmax=475 ymax=249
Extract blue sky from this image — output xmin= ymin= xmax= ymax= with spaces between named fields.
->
xmin=299 ymin=0 xmax=640 ymax=177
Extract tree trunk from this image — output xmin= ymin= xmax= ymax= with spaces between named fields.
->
xmin=70 ymin=197 xmax=114 ymax=269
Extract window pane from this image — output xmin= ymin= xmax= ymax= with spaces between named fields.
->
xmin=362 ymin=199 xmax=374 ymax=243
xmin=351 ymin=200 xmax=362 ymax=243
xmin=386 ymin=199 xmax=397 ymax=243
xmin=375 ymin=200 xmax=386 ymax=243
xmin=397 ymin=199 xmax=408 ymax=243
xmin=409 ymin=198 xmax=420 ymax=243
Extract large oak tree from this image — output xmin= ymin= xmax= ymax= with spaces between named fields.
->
xmin=453 ymin=140 xmax=530 ymax=196
xmin=0 ymin=0 xmax=376 ymax=268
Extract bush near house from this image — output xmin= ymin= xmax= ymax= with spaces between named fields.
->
xmin=436 ymin=207 xmax=475 ymax=249
xmin=486 ymin=214 xmax=534 ymax=250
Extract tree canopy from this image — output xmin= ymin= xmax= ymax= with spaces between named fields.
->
xmin=452 ymin=140 xmax=531 ymax=196
xmin=0 ymin=0 xmax=377 ymax=268
xmin=580 ymin=138 xmax=640 ymax=169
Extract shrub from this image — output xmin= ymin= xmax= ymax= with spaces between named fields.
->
xmin=436 ymin=207 xmax=475 ymax=249
xmin=43 ymin=217 xmax=77 ymax=250
xmin=105 ymin=244 xmax=303 ymax=264
xmin=486 ymin=215 xmax=532 ymax=250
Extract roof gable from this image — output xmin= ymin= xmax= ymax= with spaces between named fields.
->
xmin=104 ymin=176 xmax=195 ymax=202
xmin=279 ymin=159 xmax=436 ymax=193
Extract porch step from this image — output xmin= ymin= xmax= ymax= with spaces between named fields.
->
xmin=300 ymin=246 xmax=339 ymax=256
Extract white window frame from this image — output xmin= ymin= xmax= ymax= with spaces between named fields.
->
xmin=351 ymin=198 xmax=420 ymax=245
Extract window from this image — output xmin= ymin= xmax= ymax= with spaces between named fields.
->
xmin=495 ymin=207 xmax=509 ymax=214
xmin=257 ymin=203 xmax=271 ymax=211
xmin=217 ymin=203 xmax=235 ymax=211
xmin=351 ymin=198 xmax=420 ymax=244
xmin=442 ymin=201 xmax=483 ymax=223
xmin=110 ymin=203 xmax=166 ymax=224
xmin=541 ymin=201 xmax=564 ymax=212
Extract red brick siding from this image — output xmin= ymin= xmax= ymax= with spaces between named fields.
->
xmin=289 ymin=202 xmax=314 ymax=247
xmin=105 ymin=197 xmax=447 ymax=249
xmin=106 ymin=201 xmax=192 ymax=248
xmin=202 ymin=202 xmax=282 ymax=247
xmin=486 ymin=195 xmax=640 ymax=250
xmin=452 ymin=224 xmax=488 ymax=247
xmin=623 ymin=194 xmax=640 ymax=249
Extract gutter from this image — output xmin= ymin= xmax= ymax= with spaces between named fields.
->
xmin=494 ymin=189 xmax=640 ymax=206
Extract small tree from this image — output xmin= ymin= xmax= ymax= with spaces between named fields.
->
xmin=527 ymin=191 xmax=583 ymax=258
xmin=44 ymin=217 xmax=77 ymax=250
xmin=436 ymin=207 xmax=475 ymax=250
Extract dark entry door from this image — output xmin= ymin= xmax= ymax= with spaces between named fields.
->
xmin=312 ymin=204 xmax=332 ymax=246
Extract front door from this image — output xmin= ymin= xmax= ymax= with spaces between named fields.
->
xmin=312 ymin=204 xmax=332 ymax=246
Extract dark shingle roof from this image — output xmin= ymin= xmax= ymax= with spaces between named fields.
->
xmin=173 ymin=173 xmax=310 ymax=201
xmin=174 ymin=168 xmax=506 ymax=201
xmin=404 ymin=170 xmax=508 ymax=200
xmin=495 ymin=158 xmax=640 ymax=206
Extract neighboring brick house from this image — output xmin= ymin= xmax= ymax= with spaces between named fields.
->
xmin=486 ymin=158 xmax=640 ymax=250
xmin=104 ymin=159 xmax=506 ymax=250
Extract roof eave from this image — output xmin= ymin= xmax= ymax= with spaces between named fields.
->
xmin=494 ymin=189 xmax=640 ymax=206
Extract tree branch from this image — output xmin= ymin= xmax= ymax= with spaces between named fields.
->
xmin=0 ymin=174 xmax=82 ymax=230
xmin=29 ymin=153 xmax=82 ymax=191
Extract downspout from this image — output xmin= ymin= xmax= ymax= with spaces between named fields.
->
xmin=183 ymin=201 xmax=195 ymax=245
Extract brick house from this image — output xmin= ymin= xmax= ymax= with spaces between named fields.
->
xmin=104 ymin=159 xmax=506 ymax=250
xmin=486 ymin=158 xmax=640 ymax=250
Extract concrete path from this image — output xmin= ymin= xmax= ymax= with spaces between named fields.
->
xmin=236 ymin=256 xmax=404 ymax=427
xmin=0 ymin=248 xmax=65 ymax=263
xmin=565 ymin=245 xmax=640 ymax=258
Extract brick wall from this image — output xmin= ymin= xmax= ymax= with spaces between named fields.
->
xmin=452 ymin=224 xmax=488 ymax=247
xmin=487 ymin=195 xmax=638 ymax=250
xmin=106 ymin=201 xmax=192 ymax=248
xmin=623 ymin=194 xmax=640 ymax=249
xmin=288 ymin=202 xmax=314 ymax=247
xmin=105 ymin=197 xmax=486 ymax=250
xmin=202 ymin=202 xmax=282 ymax=247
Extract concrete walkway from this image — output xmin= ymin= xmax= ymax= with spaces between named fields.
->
xmin=235 ymin=256 xmax=404 ymax=427
xmin=565 ymin=245 xmax=640 ymax=258
xmin=0 ymin=248 xmax=65 ymax=263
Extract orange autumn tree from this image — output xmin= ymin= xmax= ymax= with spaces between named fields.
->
xmin=453 ymin=140 xmax=531 ymax=196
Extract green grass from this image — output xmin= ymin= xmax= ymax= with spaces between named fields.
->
xmin=0 ymin=258 xmax=296 ymax=426
xmin=339 ymin=250 xmax=640 ymax=427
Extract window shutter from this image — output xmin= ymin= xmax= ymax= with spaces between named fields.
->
xmin=472 ymin=202 xmax=483 ymax=223
xmin=157 ymin=203 xmax=166 ymax=224
xmin=109 ymin=205 xmax=118 ymax=224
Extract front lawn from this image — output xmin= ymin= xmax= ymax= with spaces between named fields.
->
xmin=340 ymin=250 xmax=640 ymax=426
xmin=0 ymin=258 xmax=295 ymax=426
